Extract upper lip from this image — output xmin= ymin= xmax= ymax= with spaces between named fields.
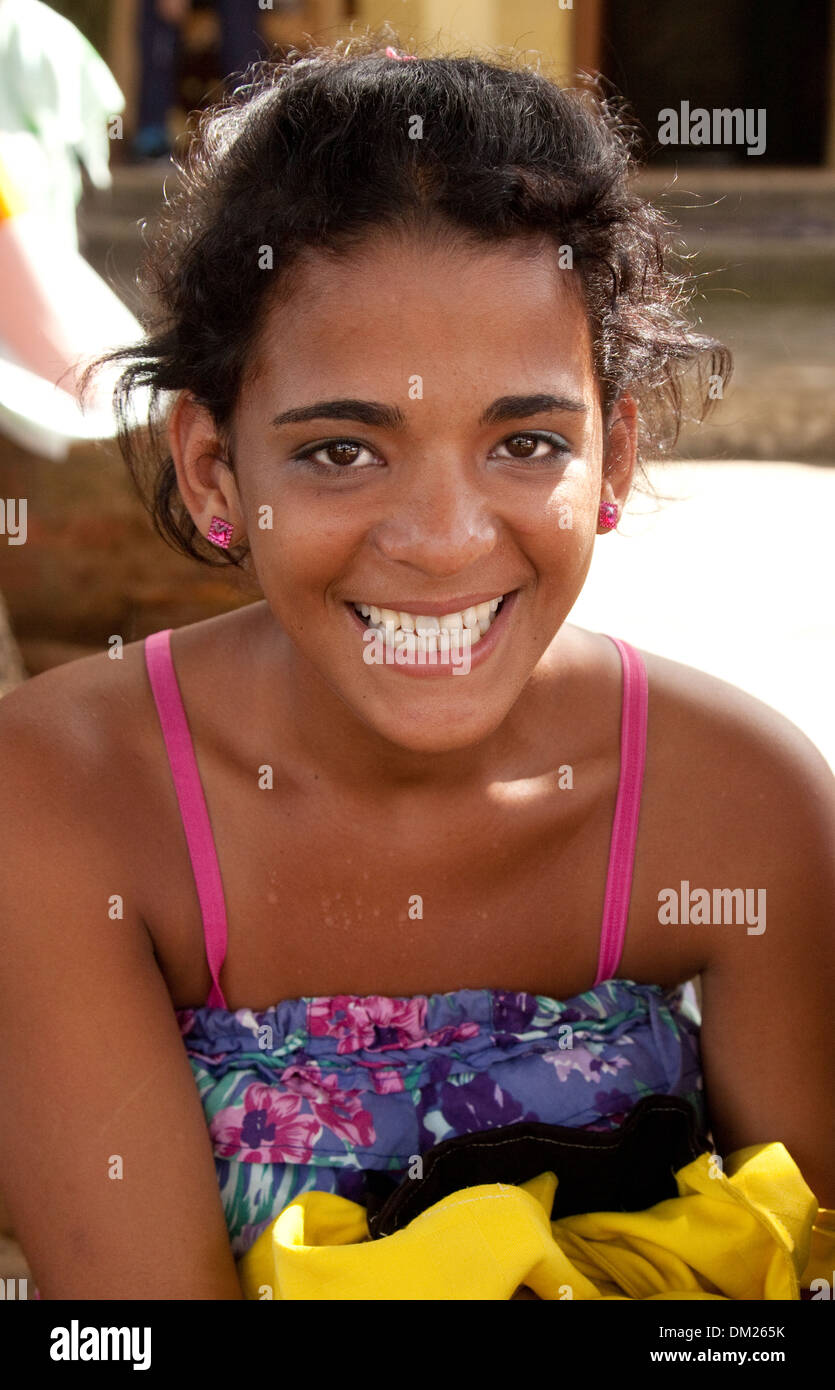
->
xmin=347 ymin=591 xmax=513 ymax=615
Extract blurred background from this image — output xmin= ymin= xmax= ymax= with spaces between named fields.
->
xmin=0 ymin=0 xmax=833 ymax=1296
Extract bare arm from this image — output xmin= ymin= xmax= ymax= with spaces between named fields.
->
xmin=698 ymin=709 xmax=835 ymax=1210
xmin=0 ymin=696 xmax=243 ymax=1299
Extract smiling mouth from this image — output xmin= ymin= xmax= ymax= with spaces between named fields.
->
xmin=350 ymin=594 xmax=507 ymax=647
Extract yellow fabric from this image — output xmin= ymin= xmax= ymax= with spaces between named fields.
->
xmin=804 ymin=1206 xmax=835 ymax=1285
xmin=237 ymin=1142 xmax=834 ymax=1301
xmin=0 ymin=154 xmax=26 ymax=221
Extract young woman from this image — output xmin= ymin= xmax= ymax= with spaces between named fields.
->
xmin=0 ymin=36 xmax=832 ymax=1300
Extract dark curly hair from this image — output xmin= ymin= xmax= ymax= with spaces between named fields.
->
xmin=95 ymin=27 xmax=731 ymax=568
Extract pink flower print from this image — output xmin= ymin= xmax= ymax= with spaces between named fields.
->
xmin=369 ymin=995 xmax=428 ymax=1043
xmin=371 ymin=1067 xmax=406 ymax=1095
xmin=308 ymin=996 xmax=375 ymax=1051
xmin=210 ymin=1083 xmax=320 ymax=1163
xmin=308 ymin=995 xmax=428 ymax=1053
xmin=280 ymin=1065 xmax=376 ymax=1148
xmin=424 ymin=1021 xmax=481 ymax=1048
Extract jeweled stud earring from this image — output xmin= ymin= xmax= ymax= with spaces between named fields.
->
xmin=207 ymin=515 xmax=234 ymax=549
xmin=597 ymin=501 xmax=618 ymax=533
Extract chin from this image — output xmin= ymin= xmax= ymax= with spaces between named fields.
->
xmin=349 ymin=688 xmax=514 ymax=756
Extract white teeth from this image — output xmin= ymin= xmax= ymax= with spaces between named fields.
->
xmin=352 ymin=593 xmax=506 ymax=643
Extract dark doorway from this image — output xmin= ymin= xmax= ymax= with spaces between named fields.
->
xmin=599 ymin=0 xmax=832 ymax=165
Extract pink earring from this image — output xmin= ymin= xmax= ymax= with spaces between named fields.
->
xmin=597 ymin=501 xmax=618 ymax=533
xmin=207 ymin=515 xmax=234 ymax=550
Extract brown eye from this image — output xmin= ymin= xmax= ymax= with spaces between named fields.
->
xmin=505 ymin=434 xmax=539 ymax=458
xmin=324 ymin=442 xmax=362 ymax=466
xmin=293 ymin=438 xmax=376 ymax=472
xmin=495 ymin=431 xmax=571 ymax=462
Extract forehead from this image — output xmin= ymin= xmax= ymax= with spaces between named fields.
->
xmin=244 ymin=230 xmax=597 ymax=405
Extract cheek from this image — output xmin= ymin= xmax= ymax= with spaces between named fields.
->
xmin=534 ymin=522 xmax=593 ymax=591
xmin=517 ymin=486 xmax=598 ymax=605
xmin=243 ymin=489 xmax=360 ymax=599
xmin=515 ymin=465 xmax=598 ymax=549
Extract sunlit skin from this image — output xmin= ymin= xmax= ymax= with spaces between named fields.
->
xmin=171 ymin=230 xmax=635 ymax=774
xmin=0 ymin=229 xmax=832 ymax=1301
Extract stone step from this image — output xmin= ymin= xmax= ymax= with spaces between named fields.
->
xmin=78 ymin=167 xmax=835 ymax=302
xmin=90 ymin=163 xmax=835 ymax=235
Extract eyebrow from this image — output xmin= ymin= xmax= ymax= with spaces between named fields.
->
xmin=271 ymin=392 xmax=588 ymax=430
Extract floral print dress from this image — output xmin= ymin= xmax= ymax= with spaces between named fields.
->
xmin=176 ymin=980 xmax=705 ymax=1257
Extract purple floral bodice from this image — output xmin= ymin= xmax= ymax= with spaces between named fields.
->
xmin=176 ymin=979 xmax=705 ymax=1257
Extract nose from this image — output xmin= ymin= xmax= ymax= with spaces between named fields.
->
xmin=371 ymin=456 xmax=499 ymax=576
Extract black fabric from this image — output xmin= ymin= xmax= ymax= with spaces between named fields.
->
xmin=365 ymin=1094 xmax=707 ymax=1239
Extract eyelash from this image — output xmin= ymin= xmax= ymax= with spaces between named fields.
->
xmin=290 ymin=430 xmax=573 ymax=474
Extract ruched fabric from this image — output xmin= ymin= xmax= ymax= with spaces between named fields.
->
xmin=176 ymin=979 xmax=705 ymax=1256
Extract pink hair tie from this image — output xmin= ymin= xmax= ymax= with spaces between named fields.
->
xmin=385 ymin=46 xmax=417 ymax=61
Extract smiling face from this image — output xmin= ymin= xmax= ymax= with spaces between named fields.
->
xmin=171 ymin=229 xmax=636 ymax=755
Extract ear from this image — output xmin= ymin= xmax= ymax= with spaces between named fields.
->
xmin=601 ymin=393 xmax=638 ymax=512
xmin=168 ymin=393 xmax=247 ymax=544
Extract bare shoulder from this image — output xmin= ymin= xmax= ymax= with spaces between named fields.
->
xmin=0 ymin=638 xmax=165 ymax=969
xmin=0 ymin=603 xmax=253 ymax=814
xmin=0 ymin=608 xmax=256 ymax=934
xmin=564 ymin=627 xmax=834 ymax=825
xmin=638 ymin=645 xmax=834 ymax=823
xmin=0 ymin=638 xmax=157 ymax=829
xmin=634 ymin=644 xmax=834 ymax=964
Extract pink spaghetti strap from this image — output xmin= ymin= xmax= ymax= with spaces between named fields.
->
xmin=144 ymin=629 xmax=229 ymax=1009
xmin=593 ymin=636 xmax=648 ymax=986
